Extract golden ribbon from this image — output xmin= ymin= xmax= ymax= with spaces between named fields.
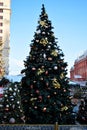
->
xmin=40 ymin=38 xmax=48 ymax=46
xmin=39 ymin=20 xmax=47 ymax=27
xmin=30 ymin=98 xmax=37 ymax=101
xmin=51 ymin=50 xmax=58 ymax=57
xmin=52 ymin=78 xmax=60 ymax=89
xmin=37 ymin=68 xmax=45 ymax=75
xmin=61 ymin=106 xmax=68 ymax=111
xmin=60 ymin=73 xmax=64 ymax=79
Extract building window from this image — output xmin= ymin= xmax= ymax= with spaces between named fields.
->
xmin=0 ymin=2 xmax=3 ymax=6
xmin=0 ymin=23 xmax=3 ymax=26
xmin=0 ymin=9 xmax=3 ymax=13
xmin=0 ymin=16 xmax=3 ymax=19
xmin=0 ymin=30 xmax=3 ymax=33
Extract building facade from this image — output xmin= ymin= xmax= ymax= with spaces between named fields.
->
xmin=0 ymin=0 xmax=11 ymax=78
xmin=70 ymin=50 xmax=87 ymax=81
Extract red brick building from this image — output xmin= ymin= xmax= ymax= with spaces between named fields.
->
xmin=70 ymin=50 xmax=87 ymax=81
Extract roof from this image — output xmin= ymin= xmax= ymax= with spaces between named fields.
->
xmin=75 ymin=50 xmax=87 ymax=63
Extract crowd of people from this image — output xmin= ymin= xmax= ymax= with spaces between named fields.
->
xmin=72 ymin=96 xmax=87 ymax=124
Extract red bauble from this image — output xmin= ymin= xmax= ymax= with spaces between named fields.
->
xmin=63 ymin=89 xmax=66 ymax=92
xmin=45 ymin=71 xmax=48 ymax=75
xmin=47 ymin=95 xmax=50 ymax=98
xmin=43 ymin=107 xmax=47 ymax=112
xmin=34 ymin=106 xmax=37 ymax=109
xmin=32 ymin=67 xmax=36 ymax=70
xmin=5 ymin=108 xmax=9 ymax=111
xmin=30 ymin=85 xmax=33 ymax=89
xmin=48 ymin=57 xmax=52 ymax=61
xmin=40 ymin=77 xmax=43 ymax=80
xmin=36 ymin=90 xmax=40 ymax=94
xmin=46 ymin=82 xmax=49 ymax=86
xmin=41 ymin=66 xmax=44 ymax=68
xmin=48 ymin=87 xmax=51 ymax=90
xmin=38 ymin=95 xmax=42 ymax=100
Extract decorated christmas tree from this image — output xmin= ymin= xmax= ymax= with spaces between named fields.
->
xmin=21 ymin=4 xmax=75 ymax=124
xmin=0 ymin=78 xmax=9 ymax=123
xmin=2 ymin=81 xmax=25 ymax=124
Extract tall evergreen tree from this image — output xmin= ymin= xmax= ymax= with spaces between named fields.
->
xmin=21 ymin=4 xmax=75 ymax=124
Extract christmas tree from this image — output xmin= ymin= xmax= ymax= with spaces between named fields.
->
xmin=2 ymin=81 xmax=25 ymax=124
xmin=0 ymin=78 xmax=9 ymax=123
xmin=21 ymin=4 xmax=75 ymax=124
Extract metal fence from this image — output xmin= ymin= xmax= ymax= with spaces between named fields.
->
xmin=0 ymin=123 xmax=87 ymax=130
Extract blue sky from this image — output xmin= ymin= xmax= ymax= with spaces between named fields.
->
xmin=9 ymin=0 xmax=87 ymax=77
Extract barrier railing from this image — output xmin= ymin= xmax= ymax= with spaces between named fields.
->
xmin=0 ymin=122 xmax=87 ymax=130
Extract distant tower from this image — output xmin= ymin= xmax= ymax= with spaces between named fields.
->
xmin=0 ymin=0 xmax=11 ymax=78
